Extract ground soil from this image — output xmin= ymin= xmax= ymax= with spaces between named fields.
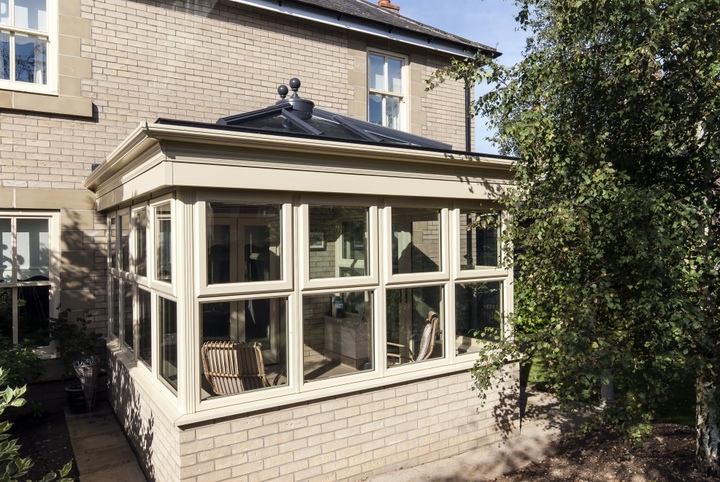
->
xmin=10 ymin=410 xmax=79 ymax=481
xmin=493 ymin=423 xmax=716 ymax=482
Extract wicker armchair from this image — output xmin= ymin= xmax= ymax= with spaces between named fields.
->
xmin=387 ymin=310 xmax=439 ymax=364
xmin=201 ymin=341 xmax=282 ymax=395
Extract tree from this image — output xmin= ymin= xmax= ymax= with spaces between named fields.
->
xmin=430 ymin=0 xmax=720 ymax=474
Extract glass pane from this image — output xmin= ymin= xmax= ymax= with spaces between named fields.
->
xmin=392 ymin=208 xmax=441 ymax=274
xmin=303 ymin=291 xmax=372 ymax=382
xmin=206 ymin=203 xmax=282 ymax=285
xmin=0 ymin=1 xmax=8 ymax=25
xmin=368 ymin=93 xmax=382 ymax=126
xmin=111 ymin=278 xmax=120 ymax=338
xmin=17 ymin=283 xmax=49 ymax=345
xmin=309 ymin=205 xmax=368 ymax=279
xmin=155 ymin=204 xmax=171 ymax=282
xmin=0 ymin=218 xmax=11 ymax=282
xmin=455 ymin=281 xmax=502 ymax=354
xmin=0 ymin=288 xmax=11 ymax=340
xmin=0 ymin=33 xmax=9 ymax=80
xmin=388 ymin=57 xmax=403 ymax=94
xmin=15 ymin=35 xmax=46 ymax=84
xmin=135 ymin=209 xmax=147 ymax=276
xmin=138 ymin=289 xmax=151 ymax=366
xmin=385 ymin=96 xmax=400 ymax=129
xmin=200 ymin=297 xmax=288 ymax=398
xmin=108 ymin=217 xmax=116 ymax=270
xmin=160 ymin=297 xmax=177 ymax=390
xmin=119 ymin=214 xmax=129 ymax=272
xmin=15 ymin=0 xmax=46 ymax=31
xmin=386 ymin=286 xmax=443 ymax=367
xmin=16 ymin=218 xmax=48 ymax=281
xmin=460 ymin=211 xmax=499 ymax=269
xmin=369 ymin=53 xmax=384 ymax=90
xmin=123 ymin=283 xmax=133 ymax=350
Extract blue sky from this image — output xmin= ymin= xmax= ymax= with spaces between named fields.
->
xmin=397 ymin=0 xmax=527 ymax=153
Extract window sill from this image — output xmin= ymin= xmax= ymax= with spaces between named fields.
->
xmin=0 ymin=90 xmax=93 ymax=118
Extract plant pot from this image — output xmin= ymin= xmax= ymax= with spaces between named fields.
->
xmin=65 ymin=385 xmax=86 ymax=414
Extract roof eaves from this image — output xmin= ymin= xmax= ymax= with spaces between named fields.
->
xmin=227 ymin=0 xmax=500 ymax=59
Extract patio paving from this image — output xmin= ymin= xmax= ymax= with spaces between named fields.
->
xmin=64 ymin=402 xmax=147 ymax=482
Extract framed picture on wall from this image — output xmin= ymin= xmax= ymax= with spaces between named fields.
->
xmin=309 ymin=232 xmax=325 ymax=250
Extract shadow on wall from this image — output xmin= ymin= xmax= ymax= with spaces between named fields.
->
xmin=108 ymin=352 xmax=155 ymax=481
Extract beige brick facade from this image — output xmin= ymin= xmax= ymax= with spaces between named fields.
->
xmin=110 ymin=350 xmax=519 ymax=482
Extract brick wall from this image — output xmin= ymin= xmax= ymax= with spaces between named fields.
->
xmin=109 ymin=348 xmax=519 ymax=482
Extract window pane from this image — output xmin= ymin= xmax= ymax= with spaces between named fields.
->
xmin=160 ymin=297 xmax=177 ymax=390
xmin=386 ymin=286 xmax=443 ymax=367
xmin=368 ymin=93 xmax=382 ymax=126
xmin=109 ymin=217 xmax=117 ymax=270
xmin=206 ymin=203 xmax=282 ymax=285
xmin=135 ymin=209 xmax=147 ymax=276
xmin=16 ymin=218 xmax=48 ymax=281
xmin=155 ymin=204 xmax=171 ymax=282
xmin=123 ymin=283 xmax=133 ymax=350
xmin=460 ymin=211 xmax=499 ymax=269
xmin=0 ymin=288 xmax=11 ymax=340
xmin=385 ymin=96 xmax=400 ymax=129
xmin=138 ymin=289 xmax=151 ymax=366
xmin=119 ymin=214 xmax=129 ymax=272
xmin=0 ymin=1 xmax=8 ymax=25
xmin=111 ymin=278 xmax=120 ymax=338
xmin=388 ymin=57 xmax=403 ymax=94
xmin=0 ymin=33 xmax=8 ymax=80
xmin=0 ymin=218 xmax=10 ymax=282
xmin=15 ymin=0 xmax=46 ymax=31
xmin=17 ymin=283 xmax=49 ymax=345
xmin=309 ymin=205 xmax=368 ymax=279
xmin=303 ymin=291 xmax=372 ymax=382
xmin=200 ymin=297 xmax=287 ymax=398
xmin=455 ymin=281 xmax=502 ymax=353
xmin=369 ymin=53 xmax=384 ymax=90
xmin=392 ymin=208 xmax=441 ymax=274
xmin=15 ymin=35 xmax=46 ymax=84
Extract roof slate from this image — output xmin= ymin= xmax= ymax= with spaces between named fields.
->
xmin=281 ymin=0 xmax=498 ymax=56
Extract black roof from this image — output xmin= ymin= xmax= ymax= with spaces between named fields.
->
xmin=250 ymin=0 xmax=500 ymax=58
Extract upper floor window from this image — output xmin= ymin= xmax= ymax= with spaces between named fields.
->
xmin=368 ymin=50 xmax=406 ymax=130
xmin=0 ymin=0 xmax=54 ymax=92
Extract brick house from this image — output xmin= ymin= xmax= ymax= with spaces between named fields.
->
xmin=1 ymin=0 xmax=517 ymax=480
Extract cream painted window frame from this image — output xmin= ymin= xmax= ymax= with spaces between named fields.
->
xmin=0 ymin=0 xmax=58 ymax=94
xmin=367 ymin=48 xmax=408 ymax=131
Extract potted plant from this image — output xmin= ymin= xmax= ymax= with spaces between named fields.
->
xmin=49 ymin=307 xmax=103 ymax=413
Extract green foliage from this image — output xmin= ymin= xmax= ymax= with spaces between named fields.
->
xmin=430 ymin=0 xmax=720 ymax=464
xmin=49 ymin=308 xmax=102 ymax=376
xmin=0 ymin=338 xmax=40 ymax=391
xmin=0 ymin=369 xmax=73 ymax=482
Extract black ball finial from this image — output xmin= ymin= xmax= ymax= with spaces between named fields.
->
xmin=277 ymin=84 xmax=289 ymax=99
xmin=289 ymin=78 xmax=301 ymax=94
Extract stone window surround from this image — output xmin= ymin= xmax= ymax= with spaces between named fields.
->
xmin=0 ymin=0 xmax=92 ymax=117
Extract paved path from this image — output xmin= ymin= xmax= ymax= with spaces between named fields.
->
xmin=65 ymin=403 xmax=147 ymax=482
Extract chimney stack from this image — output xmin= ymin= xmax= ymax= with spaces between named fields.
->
xmin=378 ymin=0 xmax=400 ymax=12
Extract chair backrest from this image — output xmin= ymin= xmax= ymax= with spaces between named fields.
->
xmin=201 ymin=341 xmax=269 ymax=395
xmin=415 ymin=311 xmax=439 ymax=361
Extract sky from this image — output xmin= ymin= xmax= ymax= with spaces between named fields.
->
xmin=396 ymin=0 xmax=528 ymax=154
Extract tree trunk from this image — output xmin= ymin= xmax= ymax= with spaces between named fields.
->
xmin=696 ymin=365 xmax=720 ymax=475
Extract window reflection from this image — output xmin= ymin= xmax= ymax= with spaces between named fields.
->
xmin=206 ymin=203 xmax=281 ymax=285
xmin=155 ymin=204 xmax=171 ymax=282
xmin=309 ymin=206 xmax=368 ymax=279
xmin=386 ymin=286 xmax=443 ymax=367
xmin=200 ymin=297 xmax=287 ymax=399
xmin=303 ymin=291 xmax=373 ymax=381
xmin=391 ymin=207 xmax=441 ymax=274
xmin=460 ymin=211 xmax=499 ymax=269
xmin=160 ymin=297 xmax=177 ymax=390
xmin=455 ymin=281 xmax=502 ymax=354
